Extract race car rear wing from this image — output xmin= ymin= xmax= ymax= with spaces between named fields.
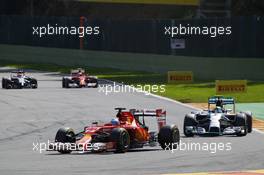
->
xmin=208 ymin=96 xmax=235 ymax=105
xmin=208 ymin=96 xmax=235 ymax=112
xmin=11 ymin=70 xmax=25 ymax=73
xmin=71 ymin=68 xmax=85 ymax=74
xmin=130 ymin=109 xmax=166 ymax=130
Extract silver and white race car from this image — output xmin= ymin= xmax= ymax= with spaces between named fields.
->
xmin=184 ymin=96 xmax=253 ymax=137
xmin=2 ymin=70 xmax=38 ymax=89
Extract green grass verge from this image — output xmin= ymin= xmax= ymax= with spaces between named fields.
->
xmin=1 ymin=61 xmax=263 ymax=103
xmin=1 ymin=44 xmax=264 ymax=80
xmin=156 ymin=82 xmax=264 ymax=103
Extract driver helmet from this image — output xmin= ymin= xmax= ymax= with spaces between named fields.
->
xmin=78 ymin=71 xmax=82 ymax=76
xmin=111 ymin=118 xmax=120 ymax=126
xmin=17 ymin=71 xmax=24 ymax=77
xmin=215 ymin=106 xmax=222 ymax=113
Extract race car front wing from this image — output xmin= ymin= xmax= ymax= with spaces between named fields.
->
xmin=185 ymin=126 xmax=246 ymax=136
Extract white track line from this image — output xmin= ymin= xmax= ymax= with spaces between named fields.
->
xmin=147 ymin=93 xmax=200 ymax=110
xmin=253 ymin=128 xmax=264 ymax=134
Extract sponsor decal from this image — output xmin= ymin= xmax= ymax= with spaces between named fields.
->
xmin=168 ymin=71 xmax=193 ymax=83
xmin=216 ymin=80 xmax=247 ymax=94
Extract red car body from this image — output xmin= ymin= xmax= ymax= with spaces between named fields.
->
xmin=62 ymin=68 xmax=98 ymax=88
xmin=49 ymin=108 xmax=179 ymax=153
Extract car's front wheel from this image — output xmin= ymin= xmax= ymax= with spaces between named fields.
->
xmin=183 ymin=114 xmax=197 ymax=137
xmin=244 ymin=111 xmax=253 ymax=133
xmin=31 ymin=79 xmax=38 ymax=89
xmin=111 ymin=128 xmax=130 ymax=153
xmin=93 ymin=82 xmax=98 ymax=88
xmin=13 ymin=79 xmax=22 ymax=89
xmin=235 ymin=113 xmax=248 ymax=136
xmin=158 ymin=125 xmax=180 ymax=150
xmin=92 ymin=79 xmax=98 ymax=88
xmin=63 ymin=79 xmax=70 ymax=88
xmin=55 ymin=127 xmax=76 ymax=153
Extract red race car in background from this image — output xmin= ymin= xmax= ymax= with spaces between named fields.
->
xmin=62 ymin=68 xmax=98 ymax=88
xmin=48 ymin=108 xmax=180 ymax=153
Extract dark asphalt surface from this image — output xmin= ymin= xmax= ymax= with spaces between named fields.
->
xmin=0 ymin=69 xmax=263 ymax=175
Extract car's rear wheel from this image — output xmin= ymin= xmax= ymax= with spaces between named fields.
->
xmin=2 ymin=78 xmax=6 ymax=89
xmin=158 ymin=125 xmax=180 ymax=150
xmin=5 ymin=79 xmax=12 ymax=89
xmin=111 ymin=128 xmax=130 ymax=153
xmin=62 ymin=78 xmax=65 ymax=88
xmin=4 ymin=79 xmax=12 ymax=89
xmin=235 ymin=113 xmax=248 ymax=136
xmin=183 ymin=114 xmax=197 ymax=137
xmin=244 ymin=111 xmax=253 ymax=133
xmin=31 ymin=79 xmax=38 ymax=89
xmin=55 ymin=127 xmax=76 ymax=153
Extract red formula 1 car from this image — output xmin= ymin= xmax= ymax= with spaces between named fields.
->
xmin=48 ymin=108 xmax=180 ymax=153
xmin=62 ymin=68 xmax=98 ymax=88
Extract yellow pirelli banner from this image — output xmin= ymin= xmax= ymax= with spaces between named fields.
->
xmin=78 ymin=0 xmax=199 ymax=6
xmin=168 ymin=71 xmax=193 ymax=83
xmin=216 ymin=80 xmax=247 ymax=94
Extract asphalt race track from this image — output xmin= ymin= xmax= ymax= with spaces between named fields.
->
xmin=0 ymin=69 xmax=264 ymax=175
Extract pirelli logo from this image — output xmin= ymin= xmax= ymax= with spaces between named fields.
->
xmin=216 ymin=80 xmax=247 ymax=94
xmin=168 ymin=71 xmax=193 ymax=83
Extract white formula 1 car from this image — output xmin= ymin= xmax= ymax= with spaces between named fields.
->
xmin=184 ymin=96 xmax=253 ymax=137
xmin=2 ymin=70 xmax=38 ymax=89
